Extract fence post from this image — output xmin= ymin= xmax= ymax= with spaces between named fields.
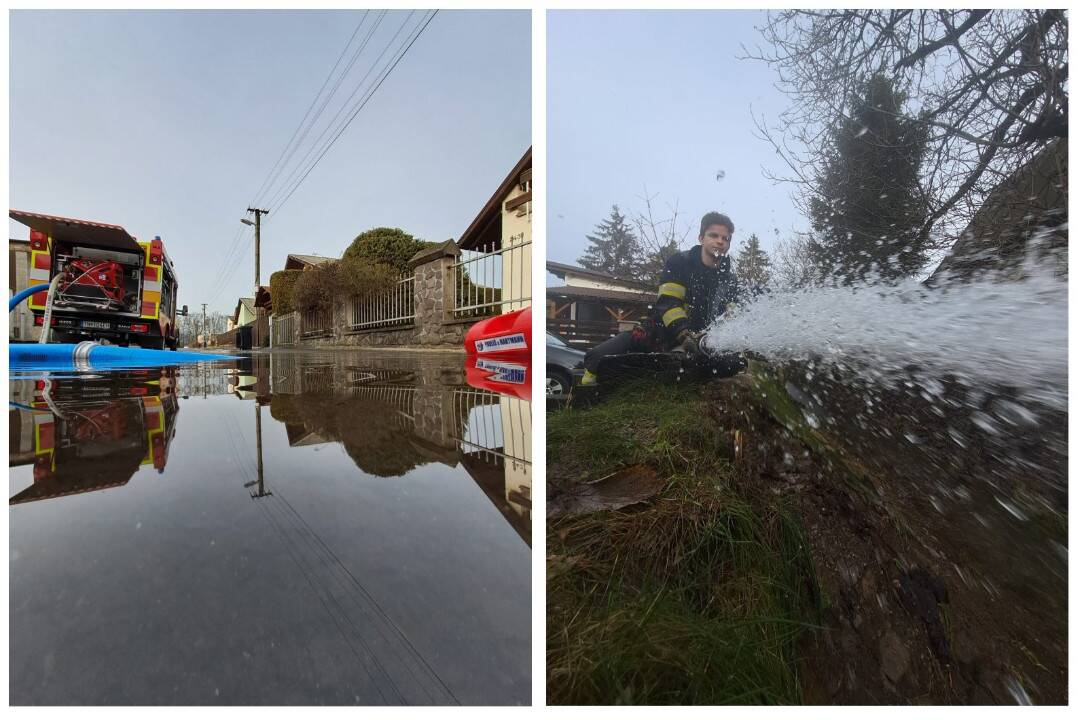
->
xmin=407 ymin=240 xmax=460 ymax=346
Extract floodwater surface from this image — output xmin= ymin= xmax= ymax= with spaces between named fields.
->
xmin=9 ymin=349 xmax=531 ymax=705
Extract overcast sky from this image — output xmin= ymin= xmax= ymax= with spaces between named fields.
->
xmin=548 ymin=10 xmax=806 ymax=279
xmin=9 ymin=9 xmax=530 ymax=314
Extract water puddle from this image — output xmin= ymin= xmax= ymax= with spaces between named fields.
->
xmin=9 ymin=349 xmax=531 ymax=705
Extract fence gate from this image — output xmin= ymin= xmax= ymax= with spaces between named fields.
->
xmin=271 ymin=312 xmax=298 ymax=347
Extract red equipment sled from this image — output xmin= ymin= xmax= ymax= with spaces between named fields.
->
xmin=464 ymin=307 xmax=531 ymax=358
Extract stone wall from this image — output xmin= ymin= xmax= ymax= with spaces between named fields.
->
xmin=278 ymin=241 xmax=476 ymax=349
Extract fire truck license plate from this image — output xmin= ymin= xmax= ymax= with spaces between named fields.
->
xmin=81 ymin=320 xmax=111 ymax=330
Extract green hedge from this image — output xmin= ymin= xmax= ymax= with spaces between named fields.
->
xmin=344 ymin=227 xmax=434 ymax=273
xmin=269 ymin=270 xmax=302 ymax=316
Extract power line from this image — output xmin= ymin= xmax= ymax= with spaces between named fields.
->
xmin=250 ymin=11 xmax=386 ymax=209
xmin=204 ymin=231 xmax=256 ymax=309
xmin=204 ymin=225 xmax=250 ymax=295
xmin=271 ymin=10 xmax=438 ymax=216
xmin=204 ymin=226 xmax=254 ymax=307
xmin=263 ymin=10 xmax=421 ymax=212
xmin=248 ymin=11 xmax=371 ymax=209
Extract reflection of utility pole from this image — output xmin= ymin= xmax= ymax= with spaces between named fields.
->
xmin=202 ymin=303 xmax=208 ymax=348
xmin=242 ymin=208 xmax=269 ymax=291
xmin=250 ymin=403 xmax=270 ymax=499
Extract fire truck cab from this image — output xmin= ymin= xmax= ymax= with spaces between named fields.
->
xmin=11 ymin=209 xmax=185 ymax=350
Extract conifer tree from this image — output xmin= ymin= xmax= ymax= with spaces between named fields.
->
xmin=808 ymin=75 xmax=930 ymax=283
xmin=578 ymin=205 xmax=642 ymax=279
xmin=734 ymin=233 xmax=772 ymax=288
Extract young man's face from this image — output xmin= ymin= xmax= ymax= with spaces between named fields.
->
xmin=700 ymin=224 xmax=732 ymax=258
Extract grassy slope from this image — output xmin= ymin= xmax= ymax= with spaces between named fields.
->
xmin=547 ymin=380 xmax=821 ymax=705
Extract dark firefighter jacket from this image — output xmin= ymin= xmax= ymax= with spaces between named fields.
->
xmin=650 ymin=247 xmax=740 ymax=346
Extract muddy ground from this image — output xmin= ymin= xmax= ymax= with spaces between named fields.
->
xmin=548 ymin=362 xmax=1066 ymax=705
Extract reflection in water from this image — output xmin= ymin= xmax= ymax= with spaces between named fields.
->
xmin=265 ymin=352 xmax=531 ymax=544
xmin=9 ymin=350 xmax=530 ymax=706
xmin=9 ymin=370 xmax=180 ymax=504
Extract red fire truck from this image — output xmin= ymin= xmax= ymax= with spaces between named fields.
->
xmin=11 ymin=209 xmax=186 ymax=349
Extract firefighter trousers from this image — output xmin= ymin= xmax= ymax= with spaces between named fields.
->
xmin=584 ymin=330 xmax=655 ymax=375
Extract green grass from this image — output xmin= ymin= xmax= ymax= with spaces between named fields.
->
xmin=547 ymin=379 xmax=822 ymax=705
xmin=548 ymin=380 xmax=727 ymax=491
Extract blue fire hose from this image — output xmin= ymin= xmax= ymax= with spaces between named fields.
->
xmin=9 ymin=283 xmax=50 ymax=312
xmin=10 ymin=342 xmax=235 ymax=371
xmin=9 ymin=284 xmax=234 ymax=370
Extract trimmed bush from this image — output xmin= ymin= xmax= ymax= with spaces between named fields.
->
xmin=337 ymin=254 xmax=399 ymax=298
xmin=292 ymin=262 xmax=341 ymax=312
xmin=343 ymin=227 xmax=433 ymax=273
xmin=269 ymin=270 xmax=302 ymax=316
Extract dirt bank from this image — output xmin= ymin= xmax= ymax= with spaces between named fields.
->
xmin=547 ymin=364 xmax=1066 ymax=704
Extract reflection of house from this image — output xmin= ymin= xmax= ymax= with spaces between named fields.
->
xmin=457 ymin=147 xmax=532 ymax=315
xmin=545 ymin=261 xmax=653 ymax=348
xmin=456 ymin=392 xmax=532 ymax=544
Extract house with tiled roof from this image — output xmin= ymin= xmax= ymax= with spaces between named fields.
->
xmin=545 ymin=260 xmax=653 ymax=348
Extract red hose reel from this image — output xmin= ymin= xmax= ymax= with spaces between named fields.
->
xmin=59 ymin=259 xmax=126 ymax=303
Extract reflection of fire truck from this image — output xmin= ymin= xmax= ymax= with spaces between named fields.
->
xmin=10 ymin=209 xmax=186 ymax=349
xmin=8 ymin=370 xmax=180 ymax=505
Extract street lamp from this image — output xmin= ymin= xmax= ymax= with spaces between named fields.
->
xmin=240 ymin=218 xmax=254 ymax=226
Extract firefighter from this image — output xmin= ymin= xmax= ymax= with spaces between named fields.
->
xmin=581 ymin=211 xmax=740 ymax=385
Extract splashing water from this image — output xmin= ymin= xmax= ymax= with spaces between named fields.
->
xmin=703 ymin=266 xmax=1067 ymax=412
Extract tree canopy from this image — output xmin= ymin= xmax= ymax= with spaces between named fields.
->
xmin=750 ymin=9 xmax=1068 ymax=243
xmin=344 ymin=226 xmax=431 ymax=273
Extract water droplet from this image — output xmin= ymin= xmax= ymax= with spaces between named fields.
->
xmin=1004 ymin=675 xmax=1032 ymax=705
xmin=995 ymin=496 xmax=1028 ymax=521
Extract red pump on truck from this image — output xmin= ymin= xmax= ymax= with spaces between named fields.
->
xmin=11 ymin=209 xmax=187 ymax=350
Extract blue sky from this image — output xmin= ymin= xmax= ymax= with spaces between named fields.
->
xmin=9 ymin=9 xmax=530 ymax=313
xmin=547 ymin=10 xmax=805 ymax=276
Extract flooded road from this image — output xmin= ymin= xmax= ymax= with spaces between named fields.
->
xmin=9 ymin=349 xmax=531 ymax=705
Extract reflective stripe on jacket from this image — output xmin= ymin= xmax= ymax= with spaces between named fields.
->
xmin=650 ymin=247 xmax=740 ymax=345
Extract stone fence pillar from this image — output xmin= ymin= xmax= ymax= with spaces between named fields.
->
xmin=409 ymin=240 xmax=467 ymax=347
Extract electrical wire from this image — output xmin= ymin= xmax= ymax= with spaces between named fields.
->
xmin=269 ymin=10 xmax=438 ymax=216
xmin=202 ymin=225 xmax=252 ymax=307
xmin=250 ymin=11 xmax=386 ymax=210
xmin=248 ymin=11 xmax=373 ymax=209
xmin=262 ymin=10 xmax=422 ymax=212
xmin=204 ymin=227 xmax=256 ymax=308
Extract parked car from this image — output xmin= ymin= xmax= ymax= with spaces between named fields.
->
xmin=546 ymin=332 xmax=585 ymax=398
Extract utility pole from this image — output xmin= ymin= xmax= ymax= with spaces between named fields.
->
xmin=202 ymin=303 xmax=208 ymax=348
xmin=245 ymin=208 xmax=269 ymax=290
xmin=251 ymin=403 xmax=270 ymax=499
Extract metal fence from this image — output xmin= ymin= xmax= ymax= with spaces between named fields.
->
xmin=300 ymin=307 xmax=333 ymax=338
xmin=349 ymin=274 xmax=415 ymax=330
xmin=451 ymin=234 xmax=531 ymax=318
xmin=271 ymin=312 xmax=298 ymax=348
xmin=348 ymin=385 xmax=417 ymax=430
xmin=452 ymin=388 xmax=531 ymax=467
